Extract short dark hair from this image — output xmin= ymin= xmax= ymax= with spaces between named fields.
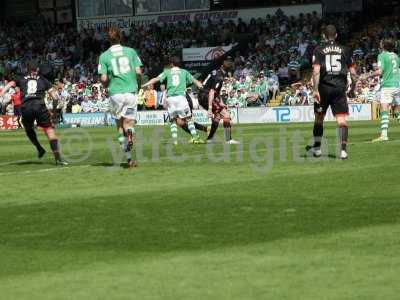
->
xmin=108 ymin=27 xmax=121 ymax=45
xmin=324 ymin=25 xmax=337 ymax=40
xmin=382 ymin=38 xmax=395 ymax=52
xmin=169 ymin=56 xmax=181 ymax=67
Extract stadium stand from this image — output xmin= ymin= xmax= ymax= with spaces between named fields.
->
xmin=0 ymin=9 xmax=399 ymax=116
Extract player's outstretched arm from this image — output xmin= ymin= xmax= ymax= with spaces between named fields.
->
xmin=142 ymin=77 xmax=160 ymax=89
xmin=0 ymin=81 xmax=16 ymax=96
xmin=193 ymin=79 xmax=203 ymax=90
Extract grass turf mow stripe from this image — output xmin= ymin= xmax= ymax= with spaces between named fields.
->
xmin=0 ymin=121 xmax=399 ymax=300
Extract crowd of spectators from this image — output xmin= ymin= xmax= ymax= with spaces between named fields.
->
xmin=1 ymin=9 xmax=399 ymax=117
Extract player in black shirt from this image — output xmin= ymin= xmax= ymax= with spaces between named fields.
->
xmin=307 ymin=25 xmax=358 ymax=160
xmin=0 ymin=62 xmax=67 ymax=165
xmin=198 ymin=57 xmax=239 ymax=144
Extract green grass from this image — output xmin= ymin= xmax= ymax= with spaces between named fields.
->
xmin=0 ymin=121 xmax=399 ymax=299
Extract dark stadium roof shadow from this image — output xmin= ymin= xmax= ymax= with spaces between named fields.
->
xmin=1 ymin=176 xmax=400 ymax=277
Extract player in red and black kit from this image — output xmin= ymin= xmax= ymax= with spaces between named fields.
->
xmin=307 ymin=25 xmax=358 ymax=160
xmin=0 ymin=62 xmax=67 ymax=165
xmin=198 ymin=57 xmax=239 ymax=144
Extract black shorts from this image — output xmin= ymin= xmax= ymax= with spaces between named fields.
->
xmin=198 ymin=91 xmax=210 ymax=111
xmin=21 ymin=100 xmax=52 ymax=128
xmin=198 ymin=92 xmax=224 ymax=115
xmin=315 ymin=85 xmax=349 ymax=116
xmin=14 ymin=106 xmax=22 ymax=116
xmin=186 ymin=93 xmax=194 ymax=112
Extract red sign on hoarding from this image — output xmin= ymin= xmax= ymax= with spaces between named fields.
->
xmin=0 ymin=116 xmax=19 ymax=130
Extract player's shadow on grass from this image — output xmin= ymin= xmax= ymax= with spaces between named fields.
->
xmin=91 ymin=162 xmax=115 ymax=167
xmin=10 ymin=161 xmax=48 ymax=166
xmin=91 ymin=162 xmax=133 ymax=169
xmin=300 ymin=154 xmax=338 ymax=159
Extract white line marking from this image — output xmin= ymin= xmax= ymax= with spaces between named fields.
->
xmin=0 ymin=165 xmax=91 ymax=176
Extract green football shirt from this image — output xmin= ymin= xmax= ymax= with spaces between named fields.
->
xmin=157 ymin=67 xmax=194 ymax=97
xmin=378 ymin=51 xmax=400 ymax=88
xmin=226 ymin=96 xmax=237 ymax=107
xmin=98 ymin=44 xmax=143 ymax=96
xmin=257 ymin=79 xmax=268 ymax=94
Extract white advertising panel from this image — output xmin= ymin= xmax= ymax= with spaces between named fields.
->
xmin=182 ymin=46 xmax=233 ymax=62
xmin=237 ymin=105 xmax=372 ymax=124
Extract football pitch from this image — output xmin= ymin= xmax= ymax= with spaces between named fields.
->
xmin=0 ymin=121 xmax=399 ymax=300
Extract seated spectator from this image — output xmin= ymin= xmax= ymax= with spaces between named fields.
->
xmin=80 ymin=98 xmax=91 ymax=113
xmin=267 ymin=72 xmax=280 ymax=101
xmin=5 ymin=102 xmax=14 ymax=116
xmin=278 ymin=63 xmax=289 ymax=84
xmin=226 ymin=90 xmax=238 ymax=108
xmin=144 ymin=84 xmax=157 ymax=110
xmin=236 ymin=89 xmax=247 ymax=108
xmin=11 ymin=87 xmax=22 ymax=123
xmin=288 ymin=52 xmax=301 ymax=83
xmin=246 ymin=81 xmax=262 ymax=106
xmin=137 ymin=89 xmax=145 ymax=111
xmin=257 ymin=72 xmax=269 ymax=105
xmin=71 ymin=101 xmax=82 ymax=113
xmin=89 ymin=98 xmax=99 ymax=113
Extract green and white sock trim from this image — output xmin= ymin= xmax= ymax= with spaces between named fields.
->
xmin=170 ymin=122 xmax=178 ymax=141
xmin=380 ymin=111 xmax=389 ymax=138
xmin=187 ymin=120 xmax=198 ymax=139
xmin=117 ymin=134 xmax=126 ymax=144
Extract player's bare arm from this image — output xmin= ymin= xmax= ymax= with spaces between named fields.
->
xmin=312 ymin=64 xmax=321 ymax=103
xmin=207 ymin=89 xmax=215 ymax=117
xmin=135 ymin=67 xmax=142 ymax=88
xmin=141 ymin=77 xmax=160 ymax=89
xmin=192 ymin=78 xmax=203 ymax=90
xmin=100 ymin=74 xmax=108 ymax=86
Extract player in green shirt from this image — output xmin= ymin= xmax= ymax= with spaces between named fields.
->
xmin=365 ymin=38 xmax=400 ymax=142
xmin=143 ymin=56 xmax=204 ymax=145
xmin=98 ymin=27 xmax=143 ymax=168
